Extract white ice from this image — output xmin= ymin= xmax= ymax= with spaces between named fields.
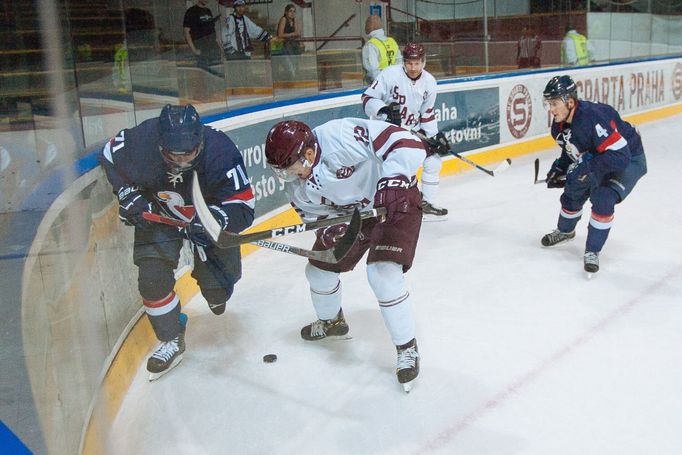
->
xmin=108 ymin=114 xmax=682 ymax=455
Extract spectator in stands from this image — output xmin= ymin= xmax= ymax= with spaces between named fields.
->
xmin=517 ymin=26 xmax=541 ymax=69
xmin=362 ymin=14 xmax=401 ymax=85
xmin=561 ymin=25 xmax=595 ymax=67
xmin=183 ymin=0 xmax=221 ymax=68
xmin=222 ymin=0 xmax=271 ymax=60
xmin=276 ymin=4 xmax=302 ymax=78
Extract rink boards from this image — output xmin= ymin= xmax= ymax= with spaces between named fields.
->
xmin=5 ymin=57 xmax=681 ymax=454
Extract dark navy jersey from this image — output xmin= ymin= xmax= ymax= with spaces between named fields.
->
xmin=551 ymin=100 xmax=644 ymax=178
xmin=98 ymin=118 xmax=255 ymax=233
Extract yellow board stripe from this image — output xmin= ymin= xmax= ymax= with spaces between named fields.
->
xmin=82 ymin=101 xmax=682 ymax=454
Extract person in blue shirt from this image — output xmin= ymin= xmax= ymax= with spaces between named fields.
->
xmin=540 ymin=75 xmax=647 ymax=275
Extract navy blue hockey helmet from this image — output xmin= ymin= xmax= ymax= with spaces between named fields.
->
xmin=543 ymin=75 xmax=577 ymax=101
xmin=159 ymin=104 xmax=204 ymax=172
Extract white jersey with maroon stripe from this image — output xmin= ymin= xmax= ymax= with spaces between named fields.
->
xmin=362 ymin=65 xmax=438 ymax=137
xmin=286 ymin=118 xmax=426 ymax=221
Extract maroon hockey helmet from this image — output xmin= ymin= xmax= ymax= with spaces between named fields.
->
xmin=402 ymin=42 xmax=426 ymax=61
xmin=265 ymin=120 xmax=317 ymax=170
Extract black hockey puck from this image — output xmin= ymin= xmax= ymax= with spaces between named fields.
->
xmin=262 ymin=354 xmax=277 ymax=363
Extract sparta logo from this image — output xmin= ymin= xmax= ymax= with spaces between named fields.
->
xmin=336 ymin=166 xmax=355 ymax=179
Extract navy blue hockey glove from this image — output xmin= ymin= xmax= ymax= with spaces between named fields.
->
xmin=425 ymin=131 xmax=451 ymax=157
xmin=185 ymin=205 xmax=229 ymax=247
xmin=117 ymin=185 xmax=153 ymax=229
xmin=546 ymin=159 xmax=567 ymax=189
xmin=378 ymin=102 xmax=402 ymax=126
xmin=374 ymin=176 xmax=411 ymax=223
xmin=316 ymin=224 xmax=349 ymax=249
xmin=567 ymin=160 xmax=598 ymax=188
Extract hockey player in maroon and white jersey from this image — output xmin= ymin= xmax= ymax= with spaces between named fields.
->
xmin=362 ymin=42 xmax=451 ymax=220
xmin=264 ymin=118 xmax=427 ymax=391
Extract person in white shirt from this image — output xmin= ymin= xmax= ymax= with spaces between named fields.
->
xmin=221 ymin=0 xmax=271 ymax=60
xmin=361 ymin=15 xmax=402 ymax=84
xmin=264 ymin=118 xmax=426 ymax=392
xmin=362 ymin=42 xmax=450 ymax=219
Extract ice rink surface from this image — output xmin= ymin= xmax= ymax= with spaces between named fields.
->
xmin=109 ymin=114 xmax=682 ymax=455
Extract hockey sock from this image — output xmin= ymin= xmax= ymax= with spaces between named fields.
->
xmin=367 ymin=261 xmax=415 ymax=346
xmin=420 ymin=154 xmax=442 ymax=203
xmin=144 ymin=292 xmax=181 ymax=341
xmin=586 ymin=211 xmax=614 ymax=253
xmin=305 ymin=263 xmax=342 ymax=320
xmin=557 ymin=206 xmax=582 ymax=233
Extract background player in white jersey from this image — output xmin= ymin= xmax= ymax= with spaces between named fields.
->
xmin=362 ymin=42 xmax=451 ymax=219
xmin=264 ymin=119 xmax=426 ymax=391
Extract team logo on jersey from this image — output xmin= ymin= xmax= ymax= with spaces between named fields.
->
xmin=673 ymin=63 xmax=682 ymax=100
xmin=558 ymin=129 xmax=581 ymax=161
xmin=335 ymin=166 xmax=355 ymax=179
xmin=506 ymin=84 xmax=532 ymax=139
xmin=155 ymin=191 xmax=194 ymax=221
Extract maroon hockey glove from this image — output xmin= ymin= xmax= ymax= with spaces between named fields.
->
xmin=316 ymin=224 xmax=349 ymax=249
xmin=117 ymin=185 xmax=153 ymax=229
xmin=374 ymin=176 xmax=411 ymax=223
xmin=378 ymin=102 xmax=402 ymax=126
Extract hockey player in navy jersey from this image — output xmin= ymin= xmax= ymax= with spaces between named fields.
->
xmin=98 ymin=104 xmax=255 ymax=380
xmin=264 ymin=118 xmax=426 ymax=392
xmin=541 ymin=75 xmax=647 ymax=275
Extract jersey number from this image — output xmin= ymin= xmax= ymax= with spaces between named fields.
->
xmin=226 ymin=164 xmax=249 ymax=190
xmin=595 ymin=123 xmax=608 ymax=137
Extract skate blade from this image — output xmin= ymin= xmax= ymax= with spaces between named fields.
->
xmin=148 ymin=354 xmax=184 ymax=382
xmin=401 ymin=380 xmax=415 ymax=393
xmin=422 ymin=214 xmax=448 ymax=222
xmin=325 ymin=334 xmax=353 ymax=341
xmin=585 ymin=271 xmax=596 ymax=280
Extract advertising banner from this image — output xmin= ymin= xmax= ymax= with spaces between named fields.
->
xmin=498 ymin=58 xmax=682 ymax=145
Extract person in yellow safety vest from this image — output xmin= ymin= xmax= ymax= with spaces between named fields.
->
xmin=561 ymin=26 xmax=595 ymax=67
xmin=362 ymin=14 xmax=401 ymax=84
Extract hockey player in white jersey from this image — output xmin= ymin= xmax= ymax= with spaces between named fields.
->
xmin=265 ymin=118 xmax=426 ymax=391
xmin=362 ymin=42 xmax=451 ymax=220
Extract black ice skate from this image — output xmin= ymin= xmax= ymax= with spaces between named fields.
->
xmin=584 ymin=251 xmax=599 ymax=277
xmin=147 ymin=320 xmax=186 ymax=381
xmin=396 ymin=338 xmax=420 ymax=393
xmin=421 ymin=200 xmax=448 ymax=221
xmin=541 ymin=229 xmax=576 ymax=247
xmin=300 ymin=309 xmax=350 ymax=341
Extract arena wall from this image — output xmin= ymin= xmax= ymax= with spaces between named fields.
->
xmin=3 ymin=57 xmax=681 ymax=454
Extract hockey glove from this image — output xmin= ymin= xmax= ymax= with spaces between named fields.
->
xmin=316 ymin=224 xmax=349 ymax=249
xmin=378 ymin=102 xmax=402 ymax=126
xmin=185 ymin=205 xmax=230 ymax=248
xmin=117 ymin=185 xmax=153 ymax=229
xmin=374 ymin=176 xmax=411 ymax=223
xmin=425 ymin=131 xmax=451 ymax=156
xmin=546 ymin=159 xmax=567 ymax=189
xmin=567 ymin=160 xmax=598 ymax=188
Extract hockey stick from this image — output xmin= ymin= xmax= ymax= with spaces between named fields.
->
xmin=191 ymin=170 xmax=385 ymax=250
xmin=414 ymin=131 xmax=511 ymax=177
xmin=534 ymin=158 xmax=546 ymax=184
xmin=449 ymin=149 xmax=511 ymax=177
xmin=141 ymin=211 xmax=362 ymax=264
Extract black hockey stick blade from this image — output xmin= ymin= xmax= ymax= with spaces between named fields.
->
xmin=253 ymin=208 xmax=362 ymax=263
xmin=331 ymin=208 xmax=361 ymax=261
xmin=534 ymin=158 xmax=546 ymax=184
